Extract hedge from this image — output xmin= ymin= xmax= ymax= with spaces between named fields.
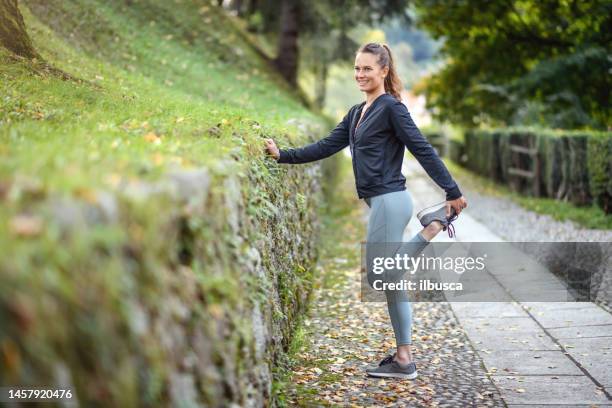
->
xmin=422 ymin=130 xmax=447 ymax=157
xmin=449 ymin=139 xmax=466 ymax=165
xmin=456 ymin=128 xmax=611 ymax=213
xmin=587 ymin=134 xmax=612 ymax=213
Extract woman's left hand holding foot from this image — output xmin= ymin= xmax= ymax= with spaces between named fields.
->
xmin=446 ymin=196 xmax=468 ymax=217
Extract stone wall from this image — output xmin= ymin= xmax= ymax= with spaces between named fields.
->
xmin=1 ymin=127 xmax=339 ymax=407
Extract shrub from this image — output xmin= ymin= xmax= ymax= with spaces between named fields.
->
xmin=459 ymin=128 xmax=611 ymax=212
xmin=587 ymin=133 xmax=612 ymax=214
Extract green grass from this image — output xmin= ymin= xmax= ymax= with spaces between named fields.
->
xmin=0 ymin=0 xmax=334 ymax=260
xmin=445 ymin=159 xmax=612 ymax=230
xmin=1 ymin=0 xmax=324 ymax=197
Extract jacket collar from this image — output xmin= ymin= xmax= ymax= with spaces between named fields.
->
xmin=350 ymin=92 xmax=388 ymax=142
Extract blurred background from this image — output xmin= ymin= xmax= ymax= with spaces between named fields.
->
xmin=220 ymin=0 xmax=610 ymax=130
xmin=217 ymin=0 xmax=611 ymax=217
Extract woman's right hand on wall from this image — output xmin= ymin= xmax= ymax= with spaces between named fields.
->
xmin=264 ymin=138 xmax=280 ymax=161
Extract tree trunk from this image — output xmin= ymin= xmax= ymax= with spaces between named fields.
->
xmin=0 ymin=0 xmax=39 ymax=58
xmin=231 ymin=0 xmax=243 ymax=16
xmin=274 ymin=0 xmax=300 ymax=86
xmin=247 ymin=0 xmax=258 ymax=16
xmin=314 ymin=61 xmax=328 ymax=110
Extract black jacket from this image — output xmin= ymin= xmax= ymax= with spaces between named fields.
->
xmin=277 ymin=93 xmax=462 ymax=200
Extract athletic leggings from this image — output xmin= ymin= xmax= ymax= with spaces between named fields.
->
xmin=365 ymin=189 xmax=428 ymax=346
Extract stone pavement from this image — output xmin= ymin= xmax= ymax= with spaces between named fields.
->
xmin=404 ymin=158 xmax=612 ymax=406
xmin=283 ymin=155 xmax=510 ymax=407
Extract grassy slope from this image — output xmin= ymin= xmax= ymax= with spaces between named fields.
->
xmin=1 ymin=0 xmax=321 ymax=191
xmin=0 ymin=0 xmax=329 ymax=251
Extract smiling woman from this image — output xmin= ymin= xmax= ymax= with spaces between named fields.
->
xmin=354 ymin=43 xmax=403 ymax=102
xmin=264 ymin=42 xmax=468 ymax=380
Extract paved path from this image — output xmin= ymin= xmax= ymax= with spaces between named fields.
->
xmin=284 ymin=159 xmax=505 ymax=407
xmin=404 ymin=159 xmax=612 ymax=406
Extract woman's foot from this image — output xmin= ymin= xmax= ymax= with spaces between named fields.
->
xmin=366 ymin=355 xmax=418 ymax=379
xmin=417 ymin=202 xmax=458 ymax=238
xmin=372 ymin=351 xmax=414 ymax=366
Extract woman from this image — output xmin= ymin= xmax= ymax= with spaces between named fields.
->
xmin=264 ymin=43 xmax=467 ymax=379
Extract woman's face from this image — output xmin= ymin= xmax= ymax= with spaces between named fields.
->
xmin=354 ymin=52 xmax=388 ymax=93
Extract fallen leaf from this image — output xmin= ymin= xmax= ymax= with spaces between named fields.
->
xmin=10 ymin=214 xmax=43 ymax=237
xmin=143 ymin=132 xmax=160 ymax=144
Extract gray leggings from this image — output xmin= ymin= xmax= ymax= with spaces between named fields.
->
xmin=365 ymin=189 xmax=428 ymax=346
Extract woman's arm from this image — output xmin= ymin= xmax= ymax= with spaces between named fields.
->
xmin=388 ymin=100 xmax=462 ymax=201
xmin=276 ymin=113 xmax=351 ymax=164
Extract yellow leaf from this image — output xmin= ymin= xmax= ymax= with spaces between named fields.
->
xmin=143 ymin=132 xmax=157 ymax=142
xmin=105 ymin=173 xmax=121 ymax=187
xmin=74 ymin=187 xmax=97 ymax=203
xmin=151 ymin=153 xmax=164 ymax=165
xmin=208 ymin=304 xmax=223 ymax=319
xmin=143 ymin=132 xmax=161 ymax=145
xmin=10 ymin=215 xmax=43 ymax=237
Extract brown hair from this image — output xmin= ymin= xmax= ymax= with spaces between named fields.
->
xmin=357 ymin=43 xmax=403 ymax=101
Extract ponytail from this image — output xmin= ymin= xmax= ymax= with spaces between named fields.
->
xmin=357 ymin=43 xmax=404 ymax=101
xmin=381 ymin=44 xmax=403 ymax=101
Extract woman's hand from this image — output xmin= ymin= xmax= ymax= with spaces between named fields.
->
xmin=264 ymin=138 xmax=280 ymax=161
xmin=447 ymin=196 xmax=468 ymax=217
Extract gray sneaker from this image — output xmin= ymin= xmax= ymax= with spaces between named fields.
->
xmin=366 ymin=356 xmax=418 ymax=379
xmin=416 ymin=202 xmax=458 ymax=238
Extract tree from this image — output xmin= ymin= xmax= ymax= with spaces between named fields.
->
xmin=236 ymin=0 xmax=412 ymax=91
xmin=275 ymin=0 xmax=301 ymax=86
xmin=0 ymin=0 xmax=39 ymax=58
xmin=414 ymin=0 xmax=611 ymax=129
xmin=297 ymin=2 xmax=359 ymax=108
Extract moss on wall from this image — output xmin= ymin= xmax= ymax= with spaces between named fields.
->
xmin=1 ymin=146 xmax=341 ymax=407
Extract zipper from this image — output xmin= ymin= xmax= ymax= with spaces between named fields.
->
xmin=354 ymin=92 xmax=386 ymax=136
xmin=350 ymin=93 xmax=387 ymax=195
